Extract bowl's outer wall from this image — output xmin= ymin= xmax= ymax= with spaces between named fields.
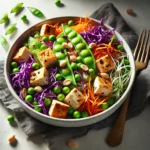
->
xmin=4 ymin=17 xmax=135 ymax=127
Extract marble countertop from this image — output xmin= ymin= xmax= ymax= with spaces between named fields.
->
xmin=0 ymin=0 xmax=150 ymax=150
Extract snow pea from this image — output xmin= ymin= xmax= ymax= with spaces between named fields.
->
xmin=0 ymin=13 xmax=9 ymax=24
xmin=5 ymin=23 xmax=17 ymax=35
xmin=53 ymin=37 xmax=76 ymax=85
xmin=62 ymin=25 xmax=96 ymax=70
xmin=27 ymin=7 xmax=45 ymax=18
xmin=0 ymin=35 xmax=7 ymax=48
xmin=10 ymin=2 xmax=23 ymax=13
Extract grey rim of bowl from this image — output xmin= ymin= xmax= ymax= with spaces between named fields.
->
xmin=4 ymin=16 xmax=136 ymax=123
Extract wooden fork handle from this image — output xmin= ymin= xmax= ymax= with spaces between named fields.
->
xmin=106 ymin=93 xmax=131 ymax=147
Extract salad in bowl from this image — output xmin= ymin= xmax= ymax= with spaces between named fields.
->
xmin=5 ymin=17 xmax=135 ymax=127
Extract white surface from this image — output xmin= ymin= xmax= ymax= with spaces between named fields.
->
xmin=0 ymin=0 xmax=150 ymax=150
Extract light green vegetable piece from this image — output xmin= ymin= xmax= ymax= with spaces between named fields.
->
xmin=0 ymin=13 xmax=9 ymax=24
xmin=27 ymin=7 xmax=45 ymax=18
xmin=0 ymin=35 xmax=7 ymax=48
xmin=10 ymin=2 xmax=24 ymax=13
xmin=5 ymin=23 xmax=17 ymax=35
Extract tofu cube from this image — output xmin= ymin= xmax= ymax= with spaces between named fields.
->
xmin=96 ymin=55 xmax=115 ymax=73
xmin=13 ymin=46 xmax=31 ymax=63
xmin=64 ymin=88 xmax=85 ymax=110
xmin=37 ymin=48 xmax=57 ymax=68
xmin=49 ymin=100 xmax=69 ymax=119
xmin=40 ymin=24 xmax=56 ymax=36
xmin=94 ymin=76 xmax=112 ymax=96
xmin=30 ymin=67 xmax=49 ymax=86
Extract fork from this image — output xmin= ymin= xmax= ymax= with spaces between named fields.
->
xmin=106 ymin=30 xmax=150 ymax=147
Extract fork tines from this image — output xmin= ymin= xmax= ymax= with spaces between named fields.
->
xmin=134 ymin=30 xmax=150 ymax=62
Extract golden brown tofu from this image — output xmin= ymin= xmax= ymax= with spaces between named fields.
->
xmin=13 ymin=46 xmax=31 ymax=63
xmin=37 ymin=48 xmax=57 ymax=68
xmin=49 ymin=100 xmax=69 ymax=119
xmin=40 ymin=24 xmax=56 ymax=36
xmin=30 ymin=67 xmax=49 ymax=86
xmin=64 ymin=88 xmax=85 ymax=110
xmin=94 ymin=76 xmax=112 ymax=96
xmin=96 ymin=55 xmax=115 ymax=73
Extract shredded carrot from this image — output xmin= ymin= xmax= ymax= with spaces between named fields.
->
xmin=93 ymin=41 xmax=122 ymax=60
xmin=53 ymin=15 xmax=93 ymax=36
xmin=78 ymin=76 xmax=109 ymax=115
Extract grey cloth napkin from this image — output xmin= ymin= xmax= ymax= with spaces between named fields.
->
xmin=0 ymin=3 xmax=150 ymax=150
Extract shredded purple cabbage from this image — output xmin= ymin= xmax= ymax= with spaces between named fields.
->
xmin=42 ymin=41 xmax=53 ymax=49
xmin=10 ymin=55 xmax=35 ymax=90
xmin=80 ymin=19 xmax=114 ymax=44
xmin=33 ymin=68 xmax=62 ymax=115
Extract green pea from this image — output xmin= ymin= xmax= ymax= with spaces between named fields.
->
xmin=117 ymin=45 xmax=124 ymax=51
xmin=68 ymin=107 xmax=75 ymax=115
xmin=62 ymin=68 xmax=70 ymax=76
xmin=32 ymin=101 xmax=38 ymax=106
xmin=53 ymin=86 xmax=61 ymax=94
xmin=124 ymin=59 xmax=130 ymax=65
xmin=71 ymin=62 xmax=77 ymax=70
xmin=55 ymin=0 xmax=61 ymax=6
xmin=34 ymin=34 xmax=40 ymax=39
xmin=65 ymin=28 xmax=72 ymax=34
xmin=25 ymin=95 xmax=33 ymax=103
xmin=12 ymin=68 xmax=19 ymax=73
xmin=34 ymin=107 xmax=42 ymax=112
xmin=21 ymin=15 xmax=27 ymax=22
xmin=77 ymin=56 xmax=82 ymax=62
xmin=77 ymin=63 xmax=82 ymax=69
xmin=56 ymin=52 xmax=65 ymax=59
xmin=76 ymin=43 xmax=85 ymax=50
xmin=81 ymin=111 xmax=89 ymax=118
xmin=11 ymin=61 xmax=18 ymax=69
xmin=84 ymin=56 xmax=93 ymax=65
xmin=44 ymin=98 xmax=52 ymax=106
xmin=102 ymin=103 xmax=109 ymax=109
xmin=71 ymin=37 xmax=80 ymax=45
xmin=49 ymin=35 xmax=56 ymax=42
xmin=7 ymin=115 xmax=14 ymax=122
xmin=32 ymin=63 xmax=40 ymax=70
xmin=27 ymin=87 xmax=35 ymax=95
xmin=28 ymin=7 xmax=45 ymax=18
xmin=68 ymin=31 xmax=77 ymax=39
xmin=75 ymin=74 xmax=81 ymax=82
xmin=57 ymin=37 xmax=66 ymax=44
xmin=40 ymin=44 xmax=47 ymax=50
xmin=88 ymin=68 xmax=95 ymax=75
xmin=80 ymin=49 xmax=90 ymax=57
xmin=107 ymin=97 xmax=116 ymax=106
xmin=33 ymin=31 xmax=40 ymax=35
xmin=54 ymin=45 xmax=63 ymax=52
xmin=83 ymin=74 xmax=89 ymax=82
xmin=111 ymin=36 xmax=117 ymax=43
xmin=57 ymin=93 xmax=65 ymax=101
xmin=68 ymin=20 xmax=74 ymax=26
xmin=55 ymin=74 xmax=63 ymax=80
xmin=62 ymin=87 xmax=70 ymax=94
xmin=73 ymin=111 xmax=81 ymax=118
xmin=42 ymin=36 xmax=49 ymax=42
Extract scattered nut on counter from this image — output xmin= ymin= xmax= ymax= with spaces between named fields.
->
xmin=67 ymin=139 xmax=79 ymax=148
xmin=8 ymin=134 xmax=17 ymax=145
xmin=126 ymin=8 xmax=134 ymax=15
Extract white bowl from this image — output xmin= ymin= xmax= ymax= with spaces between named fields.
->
xmin=4 ymin=17 xmax=136 ymax=127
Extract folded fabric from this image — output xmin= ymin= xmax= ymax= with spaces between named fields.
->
xmin=1 ymin=3 xmax=150 ymax=150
